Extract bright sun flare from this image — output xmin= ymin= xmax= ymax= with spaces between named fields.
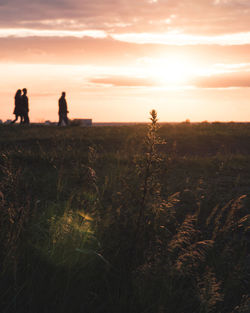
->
xmin=144 ymin=55 xmax=200 ymax=85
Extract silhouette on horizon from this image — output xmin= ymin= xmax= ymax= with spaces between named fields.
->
xmin=22 ymin=88 xmax=30 ymax=124
xmin=58 ymin=92 xmax=69 ymax=126
xmin=11 ymin=89 xmax=23 ymax=124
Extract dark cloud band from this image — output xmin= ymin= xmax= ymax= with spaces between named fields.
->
xmin=0 ymin=0 xmax=250 ymax=35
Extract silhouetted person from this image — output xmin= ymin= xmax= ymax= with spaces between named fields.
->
xmin=12 ymin=89 xmax=24 ymax=124
xmin=21 ymin=88 xmax=30 ymax=124
xmin=58 ymin=92 xmax=69 ymax=126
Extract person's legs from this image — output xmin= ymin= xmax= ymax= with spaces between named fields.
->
xmin=23 ymin=112 xmax=30 ymax=124
xmin=11 ymin=115 xmax=18 ymax=123
xmin=23 ymin=113 xmax=27 ymax=124
xmin=63 ymin=115 xmax=69 ymax=125
xmin=58 ymin=114 xmax=63 ymax=126
xmin=26 ymin=114 xmax=30 ymax=124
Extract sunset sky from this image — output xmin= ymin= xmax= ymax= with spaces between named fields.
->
xmin=1 ymin=0 xmax=250 ymax=122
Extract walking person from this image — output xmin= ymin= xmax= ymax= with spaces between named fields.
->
xmin=11 ymin=89 xmax=24 ymax=124
xmin=22 ymin=88 xmax=30 ymax=124
xmin=58 ymin=92 xmax=69 ymax=126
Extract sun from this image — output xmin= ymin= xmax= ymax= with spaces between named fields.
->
xmin=154 ymin=58 xmax=193 ymax=84
xmin=142 ymin=55 xmax=199 ymax=85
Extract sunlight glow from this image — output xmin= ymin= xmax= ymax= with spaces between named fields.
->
xmin=151 ymin=58 xmax=194 ymax=84
xmin=138 ymin=56 xmax=203 ymax=85
xmin=112 ymin=31 xmax=250 ymax=46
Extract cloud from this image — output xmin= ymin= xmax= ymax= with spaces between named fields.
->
xmin=0 ymin=28 xmax=107 ymax=38
xmin=0 ymin=0 xmax=250 ymax=36
xmin=194 ymin=72 xmax=250 ymax=88
xmin=0 ymin=36 xmax=145 ymax=65
xmin=1 ymin=36 xmax=250 ymax=66
xmin=89 ymin=75 xmax=155 ymax=87
xmin=112 ymin=31 xmax=250 ymax=46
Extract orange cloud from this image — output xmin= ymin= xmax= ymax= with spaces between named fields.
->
xmin=194 ymin=72 xmax=250 ymax=88
xmin=90 ymin=76 xmax=155 ymax=87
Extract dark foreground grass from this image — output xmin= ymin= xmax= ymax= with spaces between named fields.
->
xmin=0 ymin=118 xmax=249 ymax=313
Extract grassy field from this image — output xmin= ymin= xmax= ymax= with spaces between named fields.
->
xmin=0 ymin=114 xmax=249 ymax=313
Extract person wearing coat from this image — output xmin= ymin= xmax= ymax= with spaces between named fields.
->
xmin=58 ymin=92 xmax=69 ymax=126
xmin=11 ymin=89 xmax=24 ymax=124
xmin=21 ymin=88 xmax=30 ymax=124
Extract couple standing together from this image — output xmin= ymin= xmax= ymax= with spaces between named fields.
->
xmin=12 ymin=88 xmax=30 ymax=124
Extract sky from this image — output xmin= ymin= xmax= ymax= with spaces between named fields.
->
xmin=1 ymin=0 xmax=250 ymax=122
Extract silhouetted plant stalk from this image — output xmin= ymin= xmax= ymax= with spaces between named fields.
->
xmin=87 ymin=146 xmax=99 ymax=194
xmin=137 ymin=110 xmax=162 ymax=224
xmin=130 ymin=109 xmax=165 ymax=265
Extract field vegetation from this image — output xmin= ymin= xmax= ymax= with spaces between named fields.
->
xmin=0 ymin=112 xmax=249 ymax=313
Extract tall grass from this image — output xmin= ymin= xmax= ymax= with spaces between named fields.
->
xmin=0 ymin=116 xmax=249 ymax=312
